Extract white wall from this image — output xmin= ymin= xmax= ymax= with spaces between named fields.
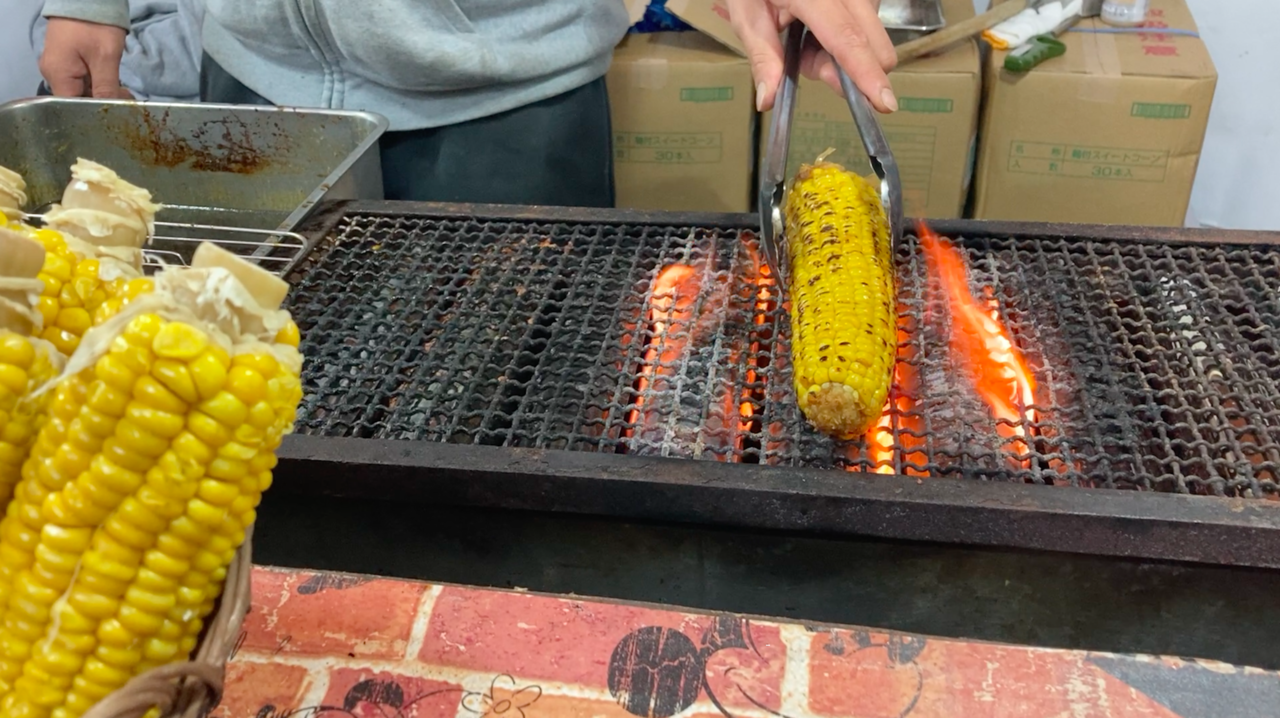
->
xmin=0 ymin=0 xmax=42 ymax=104
xmin=1182 ymin=0 xmax=1280 ymax=230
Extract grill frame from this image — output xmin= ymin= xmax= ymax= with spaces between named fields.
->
xmin=273 ymin=201 xmax=1280 ymax=569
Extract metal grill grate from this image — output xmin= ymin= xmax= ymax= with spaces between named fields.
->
xmin=284 ymin=209 xmax=1280 ymax=499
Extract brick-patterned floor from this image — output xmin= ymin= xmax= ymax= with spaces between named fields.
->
xmin=218 ymin=566 xmax=1279 ymax=718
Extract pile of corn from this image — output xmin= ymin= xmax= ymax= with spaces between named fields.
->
xmin=0 ymin=161 xmax=303 ymax=718
xmin=783 ymin=150 xmax=897 ymax=439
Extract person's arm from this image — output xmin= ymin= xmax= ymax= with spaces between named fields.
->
xmin=725 ymin=0 xmax=898 ymax=114
xmin=39 ymin=0 xmax=131 ymax=97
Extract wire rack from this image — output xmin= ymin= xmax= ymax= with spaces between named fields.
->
xmin=281 ymin=207 xmax=1280 ymax=500
xmin=23 ymin=213 xmax=309 ymax=276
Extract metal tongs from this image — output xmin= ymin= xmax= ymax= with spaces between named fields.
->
xmin=759 ymin=20 xmax=904 ymax=287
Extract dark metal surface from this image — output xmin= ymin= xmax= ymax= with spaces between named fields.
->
xmin=275 ymin=201 xmax=1280 ymax=566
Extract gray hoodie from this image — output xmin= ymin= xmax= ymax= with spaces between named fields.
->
xmin=33 ymin=0 xmax=205 ymax=102
xmin=42 ymin=0 xmax=632 ymax=131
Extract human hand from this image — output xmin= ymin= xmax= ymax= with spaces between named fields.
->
xmin=725 ymin=0 xmax=898 ymax=113
xmin=40 ymin=18 xmax=128 ymax=98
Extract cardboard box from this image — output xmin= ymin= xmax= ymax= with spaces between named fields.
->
xmin=972 ymin=0 xmax=1216 ymax=226
xmin=756 ymin=0 xmax=982 ymax=219
xmin=608 ymin=32 xmax=756 ymax=212
xmin=664 ymin=0 xmax=745 ymax=56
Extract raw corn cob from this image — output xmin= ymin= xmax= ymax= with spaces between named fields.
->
xmin=0 ymin=229 xmax=65 ymax=509
xmin=0 ymin=242 xmax=302 ymax=717
xmin=17 ymin=160 xmax=160 ymax=356
xmin=0 ymin=169 xmax=26 ymax=222
xmin=783 ymin=151 xmax=897 ymax=438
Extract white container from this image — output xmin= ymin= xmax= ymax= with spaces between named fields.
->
xmin=1101 ymin=0 xmax=1149 ymax=27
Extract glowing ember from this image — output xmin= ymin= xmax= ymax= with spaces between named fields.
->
xmin=866 ymin=340 xmax=926 ymax=476
xmin=627 ymin=264 xmax=703 ymax=437
xmin=741 ymin=257 xmax=776 ymax=426
xmin=919 ymin=220 xmax=1038 ymax=463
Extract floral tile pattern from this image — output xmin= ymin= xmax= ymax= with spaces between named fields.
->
xmin=216 ymin=566 xmax=1280 ymax=718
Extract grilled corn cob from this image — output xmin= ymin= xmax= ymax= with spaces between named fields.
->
xmin=784 ymin=152 xmax=896 ymax=438
xmin=0 ymin=242 xmax=302 ymax=717
xmin=0 ymin=230 xmax=64 ymax=510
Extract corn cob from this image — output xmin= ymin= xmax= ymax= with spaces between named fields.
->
xmin=14 ymin=160 xmax=160 ymax=357
xmin=0 ymin=242 xmax=301 ymax=717
xmin=0 ymin=169 xmax=26 ymax=222
xmin=0 ymin=230 xmax=65 ymax=512
xmin=783 ymin=151 xmax=896 ymax=438
xmin=42 ymin=159 xmax=160 ymax=252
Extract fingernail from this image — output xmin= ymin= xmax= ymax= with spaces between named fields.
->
xmin=881 ymin=88 xmax=899 ymax=113
xmin=756 ymin=82 xmax=766 ymax=112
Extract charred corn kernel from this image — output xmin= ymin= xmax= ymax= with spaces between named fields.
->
xmin=783 ymin=154 xmax=897 ymax=438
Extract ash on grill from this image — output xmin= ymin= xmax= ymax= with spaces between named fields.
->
xmin=285 ymin=212 xmax=1280 ymax=500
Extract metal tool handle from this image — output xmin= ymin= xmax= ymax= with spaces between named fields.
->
xmin=757 ymin=20 xmax=805 ymax=283
xmin=837 ymin=69 xmax=904 ymax=248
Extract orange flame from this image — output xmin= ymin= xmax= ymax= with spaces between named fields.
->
xmin=918 ymin=221 xmax=1038 ymax=464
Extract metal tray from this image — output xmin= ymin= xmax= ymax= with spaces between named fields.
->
xmin=0 ymin=98 xmax=387 ymax=273
xmin=881 ymin=0 xmax=947 ymax=43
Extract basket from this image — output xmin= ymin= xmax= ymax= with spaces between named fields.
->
xmin=80 ymin=527 xmax=255 ymax=718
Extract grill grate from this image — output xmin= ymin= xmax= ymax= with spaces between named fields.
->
xmin=284 ymin=210 xmax=1280 ymax=500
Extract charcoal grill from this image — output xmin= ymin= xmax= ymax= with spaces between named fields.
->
xmin=272 ymin=201 xmax=1280 ymax=569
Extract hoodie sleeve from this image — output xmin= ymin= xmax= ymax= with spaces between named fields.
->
xmin=42 ymin=0 xmax=130 ymax=29
xmin=120 ymin=0 xmax=204 ymax=101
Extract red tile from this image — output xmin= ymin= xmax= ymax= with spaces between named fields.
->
xmin=808 ymin=630 xmax=1181 ymax=718
xmin=321 ymin=668 xmax=462 ymax=718
xmin=808 ymin=630 xmax=930 ymax=718
xmin=213 ymin=661 xmax=310 ymax=718
xmin=511 ymin=691 xmax=729 ymax=718
xmin=418 ymin=587 xmax=783 ymax=713
xmin=241 ymin=568 xmax=426 ymax=659
xmin=918 ymin=642 xmax=1181 ymax=718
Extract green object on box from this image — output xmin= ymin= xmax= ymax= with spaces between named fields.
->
xmin=1004 ymin=35 xmax=1067 ymax=73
